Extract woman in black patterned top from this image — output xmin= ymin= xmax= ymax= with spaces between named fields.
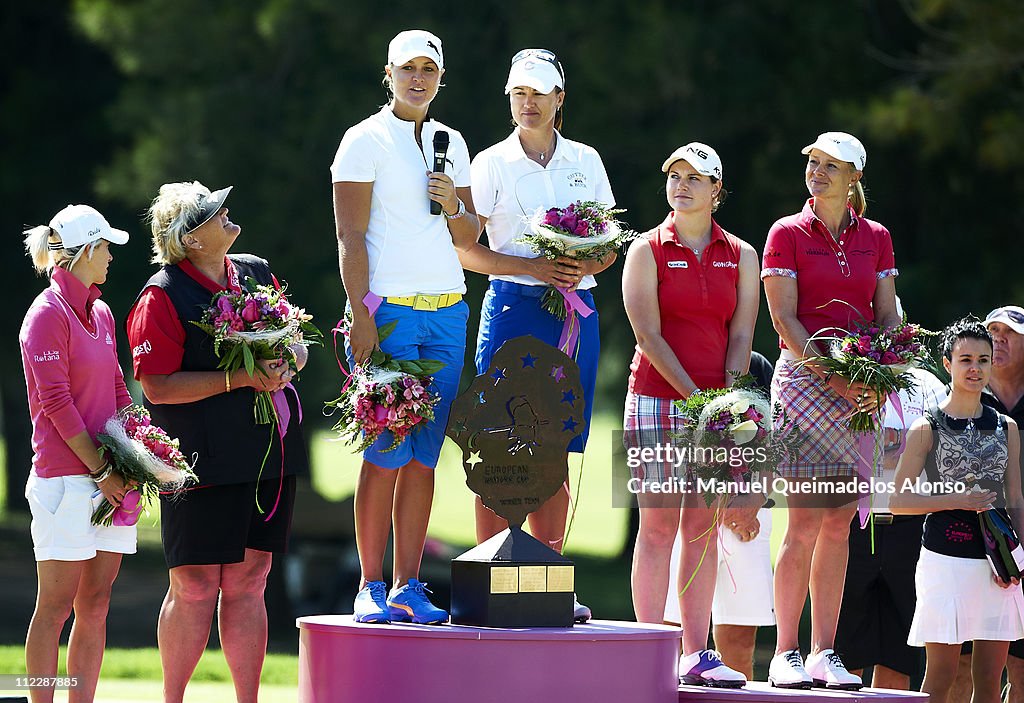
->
xmin=892 ymin=318 xmax=1024 ymax=703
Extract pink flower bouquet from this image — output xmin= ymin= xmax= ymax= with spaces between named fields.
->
xmin=517 ymin=200 xmax=638 ymax=319
xmin=193 ymin=277 xmax=321 ymax=425
xmin=325 ymin=320 xmax=444 ymax=452
xmin=808 ymin=319 xmax=934 ymax=432
xmin=91 ymin=405 xmax=196 ymax=526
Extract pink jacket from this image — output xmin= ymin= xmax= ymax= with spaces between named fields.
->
xmin=19 ymin=268 xmax=132 ymax=478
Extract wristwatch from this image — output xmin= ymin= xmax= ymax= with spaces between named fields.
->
xmin=444 ymin=198 xmax=467 ymax=220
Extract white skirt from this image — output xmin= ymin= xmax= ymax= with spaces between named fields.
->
xmin=908 ymin=547 xmax=1024 ymax=646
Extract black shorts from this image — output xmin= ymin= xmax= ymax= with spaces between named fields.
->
xmin=834 ymin=515 xmax=926 ymax=676
xmin=160 ymin=475 xmax=296 ymax=569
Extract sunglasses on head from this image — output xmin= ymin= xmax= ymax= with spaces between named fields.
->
xmin=511 ymin=49 xmax=565 ymax=80
xmin=987 ymin=307 xmax=1024 ymax=325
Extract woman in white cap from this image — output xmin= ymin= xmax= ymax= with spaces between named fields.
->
xmin=622 ymin=143 xmax=759 ymax=686
xmin=20 ymin=205 xmax=134 ymax=702
xmin=762 ymin=132 xmax=901 ymax=689
xmin=126 ymin=182 xmax=304 ymax=702
xmin=331 ymin=30 xmax=478 ymax=625
xmin=461 ymin=48 xmax=615 ymax=622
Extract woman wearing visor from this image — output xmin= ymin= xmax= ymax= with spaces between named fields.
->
xmin=462 ymin=48 xmax=616 ymax=622
xmin=126 ymin=182 xmax=305 ymax=703
xmin=21 ymin=205 xmax=133 ymax=703
xmin=762 ymin=132 xmax=900 ymax=690
xmin=332 ymin=30 xmax=479 ymax=625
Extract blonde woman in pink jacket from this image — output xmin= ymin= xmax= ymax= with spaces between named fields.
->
xmin=19 ymin=205 xmax=133 ymax=703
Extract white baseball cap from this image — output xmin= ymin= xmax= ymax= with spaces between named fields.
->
xmin=504 ymin=48 xmax=565 ymax=94
xmin=986 ymin=306 xmax=1024 ymax=335
xmin=661 ymin=142 xmax=723 ymax=180
xmin=48 ymin=204 xmax=129 ymax=250
xmin=388 ymin=30 xmax=444 ymax=69
xmin=802 ymin=131 xmax=867 ymax=171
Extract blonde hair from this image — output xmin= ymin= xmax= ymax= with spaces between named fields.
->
xmin=849 ymin=180 xmax=867 ymax=217
xmin=147 ymin=181 xmax=209 ymax=265
xmin=23 ymin=225 xmax=96 ymax=276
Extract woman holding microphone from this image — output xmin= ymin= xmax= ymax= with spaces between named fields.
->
xmin=332 ymin=29 xmax=478 ymax=624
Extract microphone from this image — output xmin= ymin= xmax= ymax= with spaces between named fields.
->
xmin=430 ymin=130 xmax=450 ymax=216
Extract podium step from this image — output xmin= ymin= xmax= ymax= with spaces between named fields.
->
xmin=297 ymin=616 xmax=681 ymax=703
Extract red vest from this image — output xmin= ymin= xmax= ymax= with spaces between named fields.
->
xmin=628 ymin=214 xmax=741 ymax=399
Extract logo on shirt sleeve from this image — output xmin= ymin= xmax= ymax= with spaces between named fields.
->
xmin=667 ymin=261 xmax=688 ymax=269
xmin=33 ymin=350 xmax=60 ymax=363
xmin=132 ymin=339 xmax=152 ymax=358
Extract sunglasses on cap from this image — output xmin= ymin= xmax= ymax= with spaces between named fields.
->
xmin=986 ymin=307 xmax=1024 ymax=325
xmin=510 ymin=48 xmax=565 ymax=80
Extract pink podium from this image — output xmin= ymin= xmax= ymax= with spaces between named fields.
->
xmin=679 ymin=682 xmax=929 ymax=703
xmin=297 ymin=615 xmax=681 ymax=703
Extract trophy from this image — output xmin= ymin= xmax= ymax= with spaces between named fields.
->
xmin=446 ymin=335 xmax=585 ymax=628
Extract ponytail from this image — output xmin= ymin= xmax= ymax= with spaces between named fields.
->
xmin=23 ymin=225 xmax=57 ymax=276
xmin=849 ymin=181 xmax=867 ymax=217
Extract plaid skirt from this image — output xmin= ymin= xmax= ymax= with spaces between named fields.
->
xmin=772 ymin=359 xmax=859 ymax=478
xmin=623 ymin=392 xmax=688 ymax=483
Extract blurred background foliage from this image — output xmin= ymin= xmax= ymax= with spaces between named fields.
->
xmin=2 ymin=0 xmax=1022 ymax=508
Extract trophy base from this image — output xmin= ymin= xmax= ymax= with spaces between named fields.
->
xmin=451 ymin=526 xmax=574 ymax=628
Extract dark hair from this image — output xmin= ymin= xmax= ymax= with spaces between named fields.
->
xmin=941 ymin=316 xmax=992 ymax=360
xmin=710 ymin=177 xmax=729 ymax=213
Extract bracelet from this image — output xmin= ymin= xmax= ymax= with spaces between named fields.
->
xmin=93 ymin=465 xmax=113 ymax=484
xmin=225 ymin=370 xmax=232 ymax=393
xmin=444 ymin=198 xmax=466 ymax=220
xmin=89 ymin=461 xmax=108 ymax=479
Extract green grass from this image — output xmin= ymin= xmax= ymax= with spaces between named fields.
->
xmin=311 ymin=411 xmax=629 ymax=557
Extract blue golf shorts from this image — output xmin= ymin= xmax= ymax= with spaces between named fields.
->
xmin=474 ymin=280 xmax=599 ymax=452
xmin=345 ymin=300 xmax=467 ymax=469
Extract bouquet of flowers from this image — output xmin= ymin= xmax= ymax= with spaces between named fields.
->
xmin=804 ymin=319 xmax=934 ymax=432
xmin=673 ymin=376 xmax=800 ymax=506
xmin=192 ymin=277 xmax=321 ymax=425
xmin=517 ymin=200 xmax=638 ymax=319
xmin=325 ymin=320 xmax=444 ymax=452
xmin=91 ymin=405 xmax=196 ymax=526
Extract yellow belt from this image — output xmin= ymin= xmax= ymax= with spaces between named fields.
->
xmin=384 ymin=293 xmax=463 ymax=311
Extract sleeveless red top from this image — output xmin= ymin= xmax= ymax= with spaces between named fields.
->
xmin=628 ymin=214 xmax=742 ymax=399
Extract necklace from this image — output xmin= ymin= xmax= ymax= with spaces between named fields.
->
xmin=521 ymin=133 xmax=556 ymax=162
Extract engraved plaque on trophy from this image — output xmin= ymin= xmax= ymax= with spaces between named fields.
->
xmin=446 ymin=335 xmax=585 ymax=628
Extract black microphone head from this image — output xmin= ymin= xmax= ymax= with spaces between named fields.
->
xmin=433 ymin=130 xmax=450 ymax=151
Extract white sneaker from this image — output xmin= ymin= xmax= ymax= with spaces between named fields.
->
xmin=805 ymin=649 xmax=863 ymax=690
xmin=573 ymin=594 xmax=592 ymax=622
xmin=768 ymin=649 xmax=813 ymax=689
xmin=679 ymin=649 xmax=747 ymax=688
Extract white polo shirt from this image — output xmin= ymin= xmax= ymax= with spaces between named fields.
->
xmin=330 ymin=106 xmax=470 ymax=296
xmin=471 ymin=131 xmax=615 ymax=288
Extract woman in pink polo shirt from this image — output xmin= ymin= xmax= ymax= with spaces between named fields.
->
xmin=19 ymin=205 xmax=133 ymax=703
xmin=623 ymin=143 xmax=760 ymax=687
xmin=762 ymin=132 xmax=901 ymax=690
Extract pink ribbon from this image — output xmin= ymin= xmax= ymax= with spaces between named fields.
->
xmin=363 ymin=291 xmax=383 ymax=316
xmin=261 ymin=383 xmax=302 ymax=522
xmin=556 ymin=287 xmax=594 ymax=355
xmin=111 ymin=489 xmax=142 ymax=527
xmin=854 ymin=393 xmax=904 ymax=528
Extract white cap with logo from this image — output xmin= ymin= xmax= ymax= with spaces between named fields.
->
xmin=661 ymin=142 xmax=723 ymax=180
xmin=388 ymin=29 xmax=444 ymax=69
xmin=802 ymin=131 xmax=867 ymax=171
xmin=48 ymin=204 xmax=129 ymax=250
xmin=504 ymin=49 xmax=565 ymax=95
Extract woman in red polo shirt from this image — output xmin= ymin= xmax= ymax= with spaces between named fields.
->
xmin=623 ymin=143 xmax=759 ymax=686
xmin=762 ymin=132 xmax=901 ymax=690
